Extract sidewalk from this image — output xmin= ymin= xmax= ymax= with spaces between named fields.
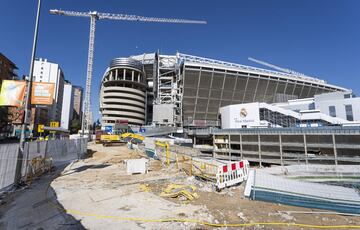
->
xmin=0 ymin=166 xmax=84 ymax=230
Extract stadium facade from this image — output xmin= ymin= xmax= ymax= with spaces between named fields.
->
xmin=99 ymin=52 xmax=348 ymax=129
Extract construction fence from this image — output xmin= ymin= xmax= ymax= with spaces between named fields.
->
xmin=0 ymin=138 xmax=87 ymax=191
xmin=147 ymin=140 xmax=249 ymax=190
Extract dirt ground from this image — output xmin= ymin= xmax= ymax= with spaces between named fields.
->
xmin=56 ymin=143 xmax=360 ymax=229
xmin=2 ymin=143 xmax=359 ymax=229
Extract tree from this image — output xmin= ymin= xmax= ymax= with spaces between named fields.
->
xmin=70 ymin=118 xmax=81 ymax=134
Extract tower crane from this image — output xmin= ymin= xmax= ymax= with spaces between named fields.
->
xmin=49 ymin=9 xmax=206 ymax=134
xmin=248 ymin=57 xmax=324 ymax=83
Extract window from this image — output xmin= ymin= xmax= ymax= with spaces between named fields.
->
xmin=308 ymin=103 xmax=315 ymax=110
xmin=344 ymin=94 xmax=351 ymax=99
xmin=329 ymin=106 xmax=336 ymax=117
xmin=345 ymin=104 xmax=354 ymax=121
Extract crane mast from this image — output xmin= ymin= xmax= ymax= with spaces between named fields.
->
xmin=83 ymin=15 xmax=96 ymax=135
xmin=50 ymin=9 xmax=206 ymax=135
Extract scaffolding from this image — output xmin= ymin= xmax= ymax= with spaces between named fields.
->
xmin=153 ymin=53 xmax=184 ymax=127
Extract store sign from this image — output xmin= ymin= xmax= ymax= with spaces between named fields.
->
xmin=0 ymin=80 xmax=26 ymax=107
xmin=38 ymin=124 xmax=44 ymax=133
xmin=31 ymin=82 xmax=55 ymax=105
xmin=50 ymin=121 xmax=59 ymax=127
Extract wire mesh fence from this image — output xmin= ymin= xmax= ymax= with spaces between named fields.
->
xmin=0 ymin=138 xmax=87 ymax=191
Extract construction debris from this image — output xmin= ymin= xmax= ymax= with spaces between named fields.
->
xmin=25 ymin=156 xmax=53 ymax=184
xmin=160 ymin=184 xmax=199 ymax=201
xmin=139 ymin=184 xmax=151 ymax=192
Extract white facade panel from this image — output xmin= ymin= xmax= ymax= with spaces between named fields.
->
xmin=315 ymin=99 xmax=360 ymax=122
xmin=220 ymin=103 xmax=260 ymax=129
xmin=61 ymin=84 xmax=74 ymax=130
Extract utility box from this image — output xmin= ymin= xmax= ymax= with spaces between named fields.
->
xmin=126 ymin=158 xmax=148 ymax=175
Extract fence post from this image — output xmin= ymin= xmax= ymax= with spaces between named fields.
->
xmin=77 ymin=139 xmax=81 ymax=159
xmin=279 ymin=134 xmax=283 ymax=166
xmin=303 ymin=134 xmax=308 ymax=165
xmin=44 ymin=140 xmax=48 ymax=161
xmin=228 ymin=134 xmax=231 ymax=160
xmin=258 ymin=134 xmax=262 ymax=167
xmin=332 ymin=134 xmax=338 ymax=166
xmin=240 ymin=134 xmax=243 ymax=159
xmin=212 ymin=134 xmax=216 ymax=158
xmin=23 ymin=142 xmax=30 ymax=181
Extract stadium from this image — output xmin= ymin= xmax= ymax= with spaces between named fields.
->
xmin=99 ymin=52 xmax=348 ymax=129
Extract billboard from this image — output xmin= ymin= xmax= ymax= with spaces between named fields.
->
xmin=31 ymin=82 xmax=55 ymax=105
xmin=0 ymin=80 xmax=26 ymax=107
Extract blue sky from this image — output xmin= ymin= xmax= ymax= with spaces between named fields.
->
xmin=1 ymin=0 xmax=360 ymax=121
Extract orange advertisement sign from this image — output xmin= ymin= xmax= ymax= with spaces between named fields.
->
xmin=0 ymin=80 xmax=26 ymax=107
xmin=31 ymin=82 xmax=55 ymax=105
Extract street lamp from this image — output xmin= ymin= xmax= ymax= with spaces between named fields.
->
xmin=14 ymin=0 xmax=42 ymax=186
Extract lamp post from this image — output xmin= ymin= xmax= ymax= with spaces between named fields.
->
xmin=14 ymin=0 xmax=42 ymax=186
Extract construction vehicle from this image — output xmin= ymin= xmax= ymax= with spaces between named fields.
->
xmin=121 ymin=133 xmax=144 ymax=143
xmin=100 ymin=134 xmax=124 ymax=146
xmin=100 ymin=132 xmax=144 ymax=147
xmin=95 ymin=130 xmax=105 ymax=143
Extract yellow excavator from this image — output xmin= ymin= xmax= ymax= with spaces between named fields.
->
xmin=100 ymin=132 xmax=144 ymax=146
xmin=121 ymin=133 xmax=144 ymax=143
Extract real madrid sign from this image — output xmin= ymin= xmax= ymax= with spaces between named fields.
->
xmin=219 ymin=102 xmax=261 ymax=129
xmin=240 ymin=108 xmax=248 ymax=118
xmin=232 ymin=103 xmax=260 ymax=127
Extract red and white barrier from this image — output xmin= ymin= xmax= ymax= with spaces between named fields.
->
xmin=216 ymin=160 xmax=249 ymax=190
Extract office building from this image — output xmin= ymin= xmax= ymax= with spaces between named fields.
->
xmin=60 ymin=82 xmax=74 ymax=130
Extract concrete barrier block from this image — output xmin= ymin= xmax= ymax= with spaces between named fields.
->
xmin=126 ymin=159 xmax=148 ymax=175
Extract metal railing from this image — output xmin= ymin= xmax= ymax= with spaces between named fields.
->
xmin=188 ymin=126 xmax=360 ymax=136
xmin=215 ymin=126 xmax=360 ymax=135
xmin=177 ymin=53 xmax=333 ymax=86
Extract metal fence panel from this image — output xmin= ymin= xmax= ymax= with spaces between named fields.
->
xmin=0 ymin=143 xmax=19 ymax=190
xmin=1 ymin=138 xmax=88 ymax=191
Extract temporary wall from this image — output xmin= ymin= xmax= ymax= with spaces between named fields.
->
xmin=0 ymin=138 xmax=87 ymax=191
xmin=0 ymin=143 xmax=19 ymax=191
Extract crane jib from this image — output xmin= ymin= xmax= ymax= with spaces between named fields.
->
xmin=49 ymin=8 xmax=206 ymax=133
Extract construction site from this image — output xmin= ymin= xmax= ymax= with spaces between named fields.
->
xmin=0 ymin=136 xmax=360 ymax=229
xmin=1 ymin=1 xmax=360 ymax=229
